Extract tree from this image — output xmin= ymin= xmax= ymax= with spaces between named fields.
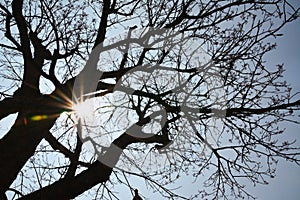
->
xmin=0 ymin=0 xmax=299 ymax=199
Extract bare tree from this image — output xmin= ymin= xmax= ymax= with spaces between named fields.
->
xmin=0 ymin=0 xmax=299 ymax=199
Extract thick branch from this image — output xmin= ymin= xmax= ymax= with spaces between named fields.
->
xmin=0 ymin=83 xmax=73 ymax=194
xmin=0 ymin=114 xmax=57 ymax=195
xmin=227 ymin=99 xmax=300 ymax=116
xmin=0 ymin=97 xmax=19 ymax=120
xmin=20 ymin=118 xmax=168 ymax=199
xmin=93 ymin=0 xmax=111 ymax=49
xmin=11 ymin=0 xmax=31 ymax=58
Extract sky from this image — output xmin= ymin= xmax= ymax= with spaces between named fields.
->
xmin=109 ymin=7 xmax=300 ymax=200
xmin=84 ymin=12 xmax=300 ymax=200
xmin=248 ymin=11 xmax=300 ymax=200
xmin=0 ymin=2 xmax=299 ymax=200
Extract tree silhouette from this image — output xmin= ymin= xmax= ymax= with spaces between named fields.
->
xmin=0 ymin=0 xmax=299 ymax=199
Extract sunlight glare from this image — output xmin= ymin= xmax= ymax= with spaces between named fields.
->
xmin=72 ymin=99 xmax=94 ymax=119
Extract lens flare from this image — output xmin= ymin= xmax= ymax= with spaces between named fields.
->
xmin=30 ymin=115 xmax=48 ymax=121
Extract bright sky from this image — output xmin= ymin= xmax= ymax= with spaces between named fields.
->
xmin=87 ymin=17 xmax=300 ymax=200
xmin=0 ymin=2 xmax=299 ymax=199
xmin=109 ymin=8 xmax=300 ymax=200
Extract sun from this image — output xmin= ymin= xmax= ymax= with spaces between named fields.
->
xmin=72 ymin=99 xmax=95 ymax=119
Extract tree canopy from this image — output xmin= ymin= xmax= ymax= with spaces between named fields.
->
xmin=0 ymin=0 xmax=299 ymax=199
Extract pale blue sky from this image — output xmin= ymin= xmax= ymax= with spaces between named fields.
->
xmin=97 ymin=18 xmax=300 ymax=200
xmin=249 ymin=13 xmax=300 ymax=200
xmin=111 ymin=8 xmax=300 ymax=200
xmin=0 ymin=1 xmax=299 ymax=199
